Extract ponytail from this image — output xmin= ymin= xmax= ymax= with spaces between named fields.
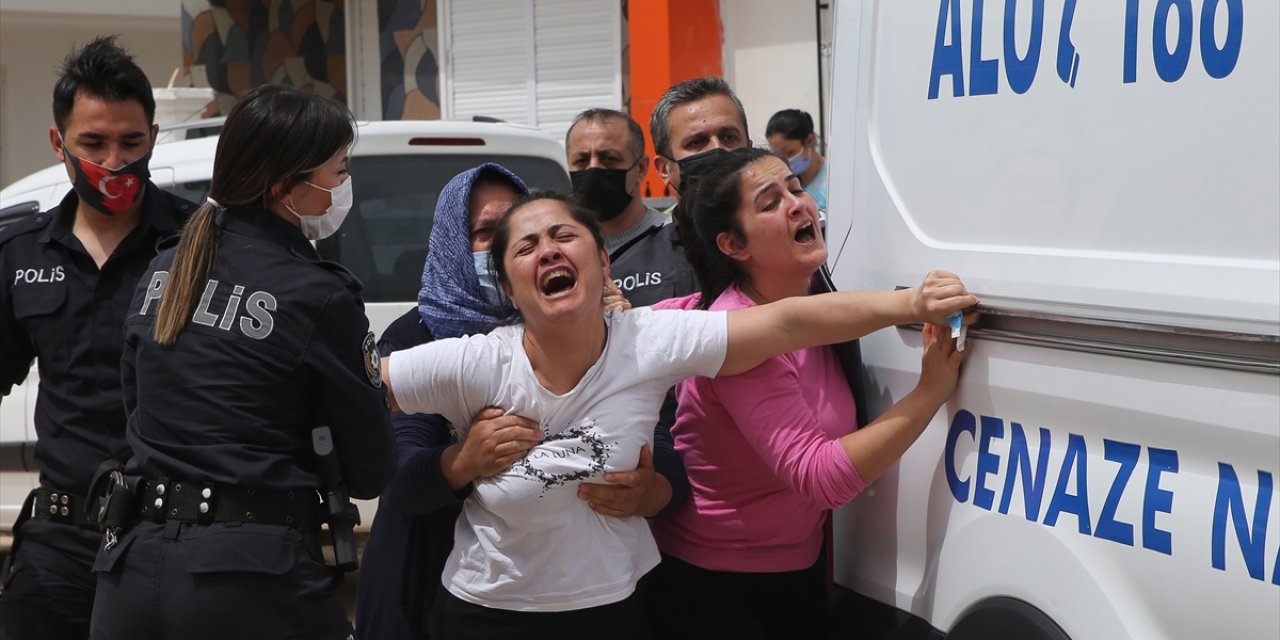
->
xmin=153 ymin=202 xmax=219 ymax=345
xmin=150 ymin=84 xmax=355 ymax=345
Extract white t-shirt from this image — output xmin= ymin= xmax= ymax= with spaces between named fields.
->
xmin=388 ymin=307 xmax=729 ymax=611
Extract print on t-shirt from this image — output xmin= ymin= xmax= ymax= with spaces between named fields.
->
xmin=512 ymin=417 xmax=611 ymax=493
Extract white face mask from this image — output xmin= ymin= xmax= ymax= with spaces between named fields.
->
xmin=286 ymin=176 xmax=353 ymax=241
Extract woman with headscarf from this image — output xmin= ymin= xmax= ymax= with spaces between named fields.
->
xmin=356 ymin=163 xmax=532 ymax=639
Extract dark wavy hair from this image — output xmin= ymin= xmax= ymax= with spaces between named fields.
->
xmin=681 ymin=146 xmax=778 ymax=309
xmin=765 ymin=108 xmax=816 ymax=142
xmin=490 ymin=191 xmax=607 ymax=286
xmin=53 ymin=35 xmax=156 ymax=134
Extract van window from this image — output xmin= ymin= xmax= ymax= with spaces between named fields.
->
xmin=319 ymin=154 xmax=570 ymax=303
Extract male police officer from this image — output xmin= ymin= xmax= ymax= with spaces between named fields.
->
xmin=566 ymin=108 xmax=697 ymax=307
xmin=0 ymin=36 xmax=194 ymax=639
xmin=650 ymin=76 xmax=751 ymax=195
xmin=577 ymin=76 xmax=755 ymax=308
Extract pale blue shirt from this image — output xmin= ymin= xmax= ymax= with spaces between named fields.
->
xmin=805 ymin=162 xmax=828 ymax=212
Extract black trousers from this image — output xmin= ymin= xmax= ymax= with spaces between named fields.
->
xmin=0 ymin=518 xmax=100 ymax=640
xmin=90 ymin=520 xmax=353 ymax=640
xmin=647 ymin=552 xmax=828 ymax=640
xmin=428 ymin=575 xmax=652 ymax=640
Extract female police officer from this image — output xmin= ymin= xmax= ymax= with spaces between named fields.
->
xmin=89 ymin=84 xmax=395 ymax=639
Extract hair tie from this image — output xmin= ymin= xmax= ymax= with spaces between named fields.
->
xmin=207 ymin=196 xmax=229 ymax=226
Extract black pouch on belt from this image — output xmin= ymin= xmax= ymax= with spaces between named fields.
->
xmin=85 ymin=460 xmax=139 ymax=547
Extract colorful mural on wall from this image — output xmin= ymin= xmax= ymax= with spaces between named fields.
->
xmin=178 ymin=0 xmax=633 ymax=123
xmin=378 ymin=0 xmax=440 ymax=120
xmin=181 ymin=0 xmax=347 ymax=116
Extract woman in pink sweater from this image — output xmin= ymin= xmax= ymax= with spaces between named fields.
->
xmin=649 ymin=147 xmax=971 ymax=639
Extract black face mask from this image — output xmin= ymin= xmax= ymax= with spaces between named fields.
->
xmin=570 ymin=162 xmax=637 ymax=222
xmin=62 ymin=143 xmax=152 ymax=216
xmin=673 ymin=147 xmax=730 ymax=199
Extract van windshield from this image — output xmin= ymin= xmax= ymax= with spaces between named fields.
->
xmin=317 ymin=154 xmax=569 ymax=303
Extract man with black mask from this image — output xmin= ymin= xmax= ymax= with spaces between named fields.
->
xmin=650 ymin=76 xmax=751 ymax=195
xmin=644 ymin=76 xmax=746 ymax=267
xmin=0 ymin=36 xmax=195 ymax=639
xmin=566 ymin=108 xmax=697 ymax=306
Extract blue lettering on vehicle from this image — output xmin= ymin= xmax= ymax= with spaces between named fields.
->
xmin=945 ymin=410 xmax=1278 ymax=585
xmin=1055 ymin=0 xmax=1080 ymax=86
xmin=997 ymin=422 xmax=1050 ymax=519
xmin=1004 ymin=0 xmax=1044 ymax=94
xmin=1144 ymin=446 xmax=1178 ymax=555
xmin=929 ymin=0 xmax=1244 ymax=98
xmin=1096 ymin=439 xmax=1139 ymax=546
xmin=1044 ymin=432 xmax=1091 ymax=535
xmin=973 ymin=415 xmax=1004 ymax=509
xmin=1213 ymin=464 xmax=1278 ymax=583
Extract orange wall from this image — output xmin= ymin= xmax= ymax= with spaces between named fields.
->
xmin=628 ymin=0 xmax=723 ymax=198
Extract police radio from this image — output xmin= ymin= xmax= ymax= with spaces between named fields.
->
xmin=312 ymin=426 xmax=361 ymax=572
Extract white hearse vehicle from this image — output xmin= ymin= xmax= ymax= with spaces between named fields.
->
xmin=825 ymin=1 xmax=1278 ymax=639
xmin=0 ymin=118 xmax=570 ymax=549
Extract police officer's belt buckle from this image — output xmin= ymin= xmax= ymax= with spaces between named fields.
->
xmin=32 ymin=487 xmax=91 ymax=527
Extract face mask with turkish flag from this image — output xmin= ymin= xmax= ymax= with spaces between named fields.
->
xmin=60 ymin=137 xmax=152 ymax=215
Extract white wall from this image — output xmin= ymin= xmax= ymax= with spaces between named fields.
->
xmin=0 ymin=10 xmax=182 ymax=188
xmin=721 ymin=0 xmax=825 ymax=147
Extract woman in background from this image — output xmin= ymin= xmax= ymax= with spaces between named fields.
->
xmin=766 ymin=109 xmax=828 ymax=212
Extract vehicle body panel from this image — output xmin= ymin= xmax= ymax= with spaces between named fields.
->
xmin=827 ymin=2 xmax=1279 ymax=638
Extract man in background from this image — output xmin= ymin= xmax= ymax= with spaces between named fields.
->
xmin=566 ymin=108 xmax=695 ymax=306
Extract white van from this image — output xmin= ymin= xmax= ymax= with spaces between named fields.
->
xmin=0 ymin=119 xmax=570 ymax=546
xmin=825 ymin=1 xmax=1278 ymax=639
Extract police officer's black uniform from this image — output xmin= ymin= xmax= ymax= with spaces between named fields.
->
xmin=607 ymin=212 xmax=700 ymax=477
xmin=609 ymin=218 xmax=699 ymax=308
xmin=0 ymin=185 xmax=193 ymax=636
xmin=89 ymin=205 xmax=395 ymax=639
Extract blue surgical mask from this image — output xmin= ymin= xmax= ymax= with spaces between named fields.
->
xmin=472 ymin=250 xmax=506 ymax=305
xmin=787 ymin=149 xmax=811 ymax=176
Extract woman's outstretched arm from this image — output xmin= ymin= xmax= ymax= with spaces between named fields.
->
xmin=839 ymin=322 xmax=965 ymax=483
xmin=720 ymin=270 xmax=977 ymax=377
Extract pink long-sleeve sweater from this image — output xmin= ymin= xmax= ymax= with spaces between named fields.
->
xmin=650 ymin=286 xmax=867 ymax=572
